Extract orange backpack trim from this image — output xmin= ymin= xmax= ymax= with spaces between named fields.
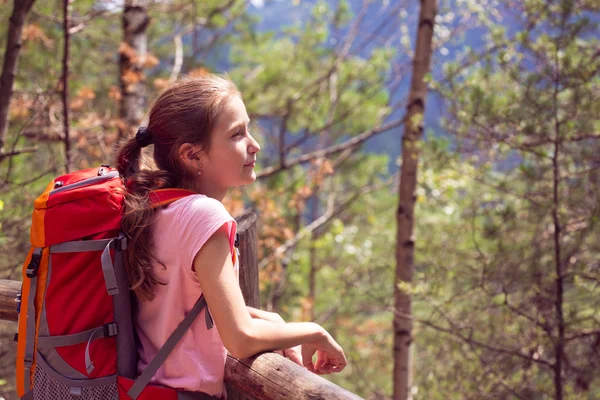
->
xmin=30 ymin=179 xmax=54 ymax=247
xmin=17 ymin=180 xmax=54 ymax=396
xmin=16 ymin=246 xmax=50 ymax=396
xmin=16 ymin=247 xmax=32 ymax=396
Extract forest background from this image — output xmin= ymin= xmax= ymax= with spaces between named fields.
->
xmin=0 ymin=0 xmax=598 ymax=399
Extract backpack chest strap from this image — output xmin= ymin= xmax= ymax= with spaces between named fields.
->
xmin=50 ymin=236 xmax=127 ymax=253
xmin=36 ymin=323 xmax=118 ymax=349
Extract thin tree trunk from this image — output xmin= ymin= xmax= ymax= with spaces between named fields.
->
xmin=62 ymin=0 xmax=72 ymax=172
xmin=308 ymin=193 xmax=319 ymax=322
xmin=119 ymin=0 xmax=149 ymax=140
xmin=393 ymin=1 xmax=437 ymax=400
xmin=551 ymin=33 xmax=564 ymax=400
xmin=0 ymin=0 xmax=36 ymax=152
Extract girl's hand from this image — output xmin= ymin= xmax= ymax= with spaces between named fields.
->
xmin=251 ymin=309 xmax=325 ymax=370
xmin=300 ymin=330 xmax=347 ymax=375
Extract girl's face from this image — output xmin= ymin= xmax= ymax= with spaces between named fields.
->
xmin=194 ymin=95 xmax=261 ymax=200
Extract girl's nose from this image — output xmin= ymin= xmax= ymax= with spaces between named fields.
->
xmin=249 ymin=136 xmax=260 ymax=153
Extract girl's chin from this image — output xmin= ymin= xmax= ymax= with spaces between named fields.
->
xmin=237 ymin=173 xmax=256 ymax=186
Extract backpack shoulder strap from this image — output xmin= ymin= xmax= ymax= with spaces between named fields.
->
xmin=148 ymin=188 xmax=196 ymax=209
xmin=127 ymin=295 xmax=212 ymax=399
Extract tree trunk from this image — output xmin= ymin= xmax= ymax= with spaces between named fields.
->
xmin=119 ymin=0 xmax=150 ymax=140
xmin=393 ymin=1 xmax=437 ymax=400
xmin=551 ymin=34 xmax=564 ymax=400
xmin=308 ymin=193 xmax=319 ymax=322
xmin=0 ymin=0 xmax=36 ymax=152
xmin=62 ymin=0 xmax=72 ymax=172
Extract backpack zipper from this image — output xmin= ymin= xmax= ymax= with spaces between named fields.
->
xmin=49 ymin=171 xmax=119 ymax=196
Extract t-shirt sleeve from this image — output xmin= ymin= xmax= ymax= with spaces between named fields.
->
xmin=177 ymin=195 xmax=237 ymax=282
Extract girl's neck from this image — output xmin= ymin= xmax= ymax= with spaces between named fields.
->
xmin=182 ymin=179 xmax=227 ymax=203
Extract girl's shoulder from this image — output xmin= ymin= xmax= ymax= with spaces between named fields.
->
xmin=171 ymin=194 xmax=233 ymax=221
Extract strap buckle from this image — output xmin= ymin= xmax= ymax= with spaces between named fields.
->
xmin=103 ymin=322 xmax=119 ymax=338
xmin=25 ymin=253 xmax=42 ymax=278
xmin=117 ymin=233 xmax=127 ymax=251
xmin=110 ymin=233 xmax=128 ymax=251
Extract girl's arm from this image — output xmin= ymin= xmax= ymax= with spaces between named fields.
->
xmin=247 ymin=306 xmax=285 ymax=323
xmin=193 ymin=224 xmax=325 ymax=359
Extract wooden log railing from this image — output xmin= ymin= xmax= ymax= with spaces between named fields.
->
xmin=0 ymin=212 xmax=362 ymax=400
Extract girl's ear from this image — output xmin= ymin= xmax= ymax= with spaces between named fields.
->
xmin=178 ymin=143 xmax=203 ymax=172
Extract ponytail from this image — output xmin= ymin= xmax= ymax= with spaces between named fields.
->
xmin=117 ymin=133 xmax=178 ymax=302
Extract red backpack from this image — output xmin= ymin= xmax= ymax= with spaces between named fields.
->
xmin=16 ymin=165 xmax=224 ymax=400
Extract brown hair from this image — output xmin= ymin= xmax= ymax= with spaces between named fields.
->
xmin=116 ymin=74 xmax=240 ymax=301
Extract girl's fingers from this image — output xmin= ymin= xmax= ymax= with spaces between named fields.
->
xmin=317 ymin=364 xmax=339 ymax=374
xmin=314 ymin=352 xmax=334 ymax=374
xmin=301 ymin=345 xmax=316 ymax=372
xmin=316 ymin=358 xmax=346 ymax=374
xmin=284 ymin=348 xmax=303 ymax=366
xmin=303 ymin=348 xmax=346 ymax=375
xmin=314 ymin=357 xmax=325 ymax=371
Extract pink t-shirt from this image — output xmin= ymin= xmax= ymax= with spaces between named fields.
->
xmin=135 ymin=194 xmax=239 ymax=399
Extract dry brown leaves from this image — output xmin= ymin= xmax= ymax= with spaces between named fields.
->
xmin=22 ymin=24 xmax=54 ymax=48
xmin=70 ymin=86 xmax=96 ymax=110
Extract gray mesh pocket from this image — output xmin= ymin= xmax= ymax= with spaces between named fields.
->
xmin=32 ymin=352 xmax=118 ymax=400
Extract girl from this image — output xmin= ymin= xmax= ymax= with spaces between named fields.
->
xmin=116 ymin=74 xmax=347 ymax=399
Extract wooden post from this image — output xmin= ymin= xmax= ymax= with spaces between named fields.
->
xmin=236 ymin=212 xmax=259 ymax=308
xmin=227 ymin=212 xmax=260 ymax=400
xmin=0 ymin=279 xmax=19 ymax=322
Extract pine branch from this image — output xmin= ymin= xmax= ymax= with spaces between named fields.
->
xmin=391 ymin=308 xmax=555 ymax=369
xmin=257 ymin=118 xmax=404 ymax=179
xmin=0 ymin=146 xmax=37 ymax=161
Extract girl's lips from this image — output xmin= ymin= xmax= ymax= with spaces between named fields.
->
xmin=244 ymin=162 xmax=255 ymax=167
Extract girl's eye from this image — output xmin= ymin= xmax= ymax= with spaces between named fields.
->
xmin=234 ymin=129 xmax=250 ymax=138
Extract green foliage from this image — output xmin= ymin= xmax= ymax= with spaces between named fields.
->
xmin=417 ymin=1 xmax=600 ymax=398
xmin=228 ymin=3 xmax=393 ymax=139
